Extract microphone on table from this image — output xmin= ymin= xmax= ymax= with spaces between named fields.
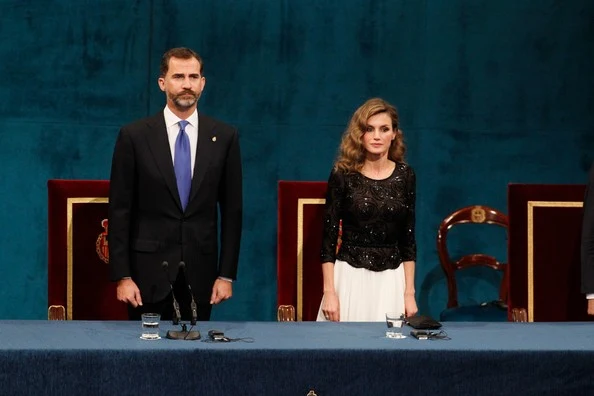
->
xmin=162 ymin=260 xmax=200 ymax=341
xmin=179 ymin=261 xmax=198 ymax=326
xmin=161 ymin=261 xmax=181 ymax=326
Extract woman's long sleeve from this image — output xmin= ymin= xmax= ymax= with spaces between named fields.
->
xmin=398 ymin=167 xmax=417 ymax=262
xmin=320 ymin=170 xmax=344 ymax=263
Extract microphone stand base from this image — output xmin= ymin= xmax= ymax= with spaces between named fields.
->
xmin=166 ymin=330 xmax=201 ymax=340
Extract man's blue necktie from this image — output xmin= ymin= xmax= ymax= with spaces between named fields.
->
xmin=174 ymin=120 xmax=191 ymax=211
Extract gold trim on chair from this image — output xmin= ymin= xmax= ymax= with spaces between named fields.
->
xmin=297 ymin=198 xmax=325 ymax=321
xmin=526 ymin=200 xmax=582 ymax=322
xmin=277 ymin=304 xmax=296 ymax=322
xmin=66 ymin=197 xmax=109 ymax=320
xmin=48 ymin=305 xmax=66 ymax=320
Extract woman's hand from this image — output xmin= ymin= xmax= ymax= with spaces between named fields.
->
xmin=404 ymin=293 xmax=418 ymax=317
xmin=321 ymin=291 xmax=340 ymax=321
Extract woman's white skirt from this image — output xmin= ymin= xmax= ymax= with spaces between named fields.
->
xmin=316 ymin=259 xmax=406 ymax=322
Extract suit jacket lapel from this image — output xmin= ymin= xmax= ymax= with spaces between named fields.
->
xmin=189 ymin=113 xmax=214 ymax=205
xmin=145 ymin=113 xmax=183 ymax=210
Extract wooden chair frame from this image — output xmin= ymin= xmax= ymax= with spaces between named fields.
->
xmin=437 ymin=205 xmax=509 ymax=309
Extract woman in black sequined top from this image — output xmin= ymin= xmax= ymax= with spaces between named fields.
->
xmin=317 ymin=98 xmax=418 ymax=322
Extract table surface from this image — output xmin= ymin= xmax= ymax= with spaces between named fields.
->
xmin=1 ymin=320 xmax=593 ymax=352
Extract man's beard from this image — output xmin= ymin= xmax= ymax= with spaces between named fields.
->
xmin=170 ymin=91 xmax=199 ymax=110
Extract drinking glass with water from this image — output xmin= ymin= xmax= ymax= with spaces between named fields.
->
xmin=141 ymin=313 xmax=161 ymax=340
xmin=385 ymin=312 xmax=406 ymax=339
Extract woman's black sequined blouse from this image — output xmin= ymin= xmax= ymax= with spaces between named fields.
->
xmin=320 ymin=162 xmax=416 ymax=272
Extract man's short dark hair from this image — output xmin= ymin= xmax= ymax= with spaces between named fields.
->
xmin=160 ymin=47 xmax=203 ymax=77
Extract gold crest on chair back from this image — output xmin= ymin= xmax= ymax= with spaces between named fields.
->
xmin=437 ymin=205 xmax=509 ymax=321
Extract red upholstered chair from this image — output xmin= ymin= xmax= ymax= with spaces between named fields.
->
xmin=437 ymin=205 xmax=509 ymax=322
xmin=277 ymin=181 xmax=328 ymax=321
xmin=508 ymin=184 xmax=594 ymax=322
xmin=47 ymin=180 xmax=128 ymax=320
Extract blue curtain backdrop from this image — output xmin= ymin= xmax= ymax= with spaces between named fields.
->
xmin=1 ymin=0 xmax=593 ymax=320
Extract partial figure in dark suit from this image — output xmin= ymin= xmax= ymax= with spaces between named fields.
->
xmin=108 ymin=47 xmax=242 ymax=321
xmin=581 ymin=161 xmax=594 ymax=316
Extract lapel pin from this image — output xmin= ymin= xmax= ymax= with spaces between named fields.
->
xmin=212 ymin=136 xmax=217 ymax=142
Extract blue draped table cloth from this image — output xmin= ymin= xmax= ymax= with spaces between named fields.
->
xmin=1 ymin=321 xmax=593 ymax=395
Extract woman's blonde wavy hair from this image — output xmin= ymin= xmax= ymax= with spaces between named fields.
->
xmin=334 ymin=98 xmax=405 ymax=173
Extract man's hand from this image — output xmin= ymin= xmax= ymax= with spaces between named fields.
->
xmin=588 ymin=299 xmax=594 ymax=316
xmin=210 ymin=278 xmax=233 ymax=304
xmin=116 ymin=278 xmax=142 ymax=307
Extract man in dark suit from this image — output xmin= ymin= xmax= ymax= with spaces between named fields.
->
xmin=108 ymin=47 xmax=242 ymax=321
xmin=581 ymin=161 xmax=594 ymax=316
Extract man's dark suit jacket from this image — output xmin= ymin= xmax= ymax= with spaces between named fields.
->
xmin=582 ymin=161 xmax=594 ymax=294
xmin=108 ymin=111 xmax=242 ymax=304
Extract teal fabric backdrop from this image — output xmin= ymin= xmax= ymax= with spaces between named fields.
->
xmin=0 ymin=0 xmax=593 ymax=320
